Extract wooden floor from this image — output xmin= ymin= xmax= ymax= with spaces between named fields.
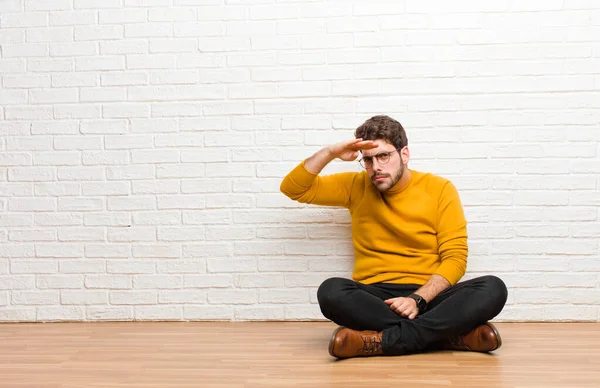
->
xmin=1 ymin=322 xmax=599 ymax=387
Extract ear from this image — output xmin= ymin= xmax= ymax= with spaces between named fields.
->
xmin=400 ymin=146 xmax=410 ymax=164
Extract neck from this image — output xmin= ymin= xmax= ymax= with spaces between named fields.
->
xmin=386 ymin=167 xmax=412 ymax=194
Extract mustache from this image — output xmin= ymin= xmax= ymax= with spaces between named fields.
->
xmin=371 ymin=173 xmax=389 ymax=180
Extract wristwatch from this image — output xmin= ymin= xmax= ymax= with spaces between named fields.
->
xmin=408 ymin=293 xmax=427 ymax=313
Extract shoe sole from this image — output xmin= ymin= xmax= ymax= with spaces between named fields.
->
xmin=328 ymin=327 xmax=345 ymax=358
xmin=485 ymin=322 xmax=502 ymax=351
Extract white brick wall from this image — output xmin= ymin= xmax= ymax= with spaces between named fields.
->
xmin=1 ymin=0 xmax=599 ymax=323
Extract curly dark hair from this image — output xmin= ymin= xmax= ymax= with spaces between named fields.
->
xmin=354 ymin=115 xmax=408 ymax=150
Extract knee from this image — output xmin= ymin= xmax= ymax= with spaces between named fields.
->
xmin=481 ymin=275 xmax=508 ymax=306
xmin=317 ymin=277 xmax=349 ymax=310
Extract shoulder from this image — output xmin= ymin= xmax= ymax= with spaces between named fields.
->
xmin=410 ymin=170 xmax=458 ymax=196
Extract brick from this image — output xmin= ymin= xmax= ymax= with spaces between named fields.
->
xmin=37 ymin=307 xmax=85 ymax=322
xmin=0 ymin=308 xmax=36 ymax=321
xmin=85 ymin=275 xmax=132 ymax=289
xmin=135 ymin=306 xmax=184 ymax=320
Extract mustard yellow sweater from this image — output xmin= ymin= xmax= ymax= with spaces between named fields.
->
xmin=280 ymin=161 xmax=468 ymax=286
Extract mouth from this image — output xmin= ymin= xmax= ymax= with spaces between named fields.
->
xmin=372 ymin=175 xmax=387 ymax=182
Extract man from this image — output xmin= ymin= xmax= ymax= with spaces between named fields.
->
xmin=280 ymin=115 xmax=508 ymax=359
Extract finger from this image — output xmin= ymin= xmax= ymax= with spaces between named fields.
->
xmin=408 ymin=312 xmax=417 ymax=320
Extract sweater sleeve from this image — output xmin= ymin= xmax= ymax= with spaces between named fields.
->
xmin=434 ymin=181 xmax=468 ymax=285
xmin=280 ymin=160 xmax=358 ymax=208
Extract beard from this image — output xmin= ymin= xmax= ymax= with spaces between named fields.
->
xmin=371 ymin=163 xmax=405 ymax=192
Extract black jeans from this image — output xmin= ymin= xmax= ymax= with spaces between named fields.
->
xmin=317 ymin=275 xmax=508 ymax=356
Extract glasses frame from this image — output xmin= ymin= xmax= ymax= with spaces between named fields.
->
xmin=358 ymin=148 xmax=402 ymax=169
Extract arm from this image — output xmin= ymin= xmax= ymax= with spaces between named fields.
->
xmin=385 ymin=181 xmax=467 ymax=319
xmin=434 ymin=181 xmax=468 ymax=285
xmin=280 ymin=139 xmax=377 ymax=207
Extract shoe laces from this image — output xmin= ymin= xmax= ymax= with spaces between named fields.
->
xmin=358 ymin=334 xmax=382 ymax=355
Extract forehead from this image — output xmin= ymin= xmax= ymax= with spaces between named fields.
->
xmin=362 ymin=139 xmax=395 ymax=157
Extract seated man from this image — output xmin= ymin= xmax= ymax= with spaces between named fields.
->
xmin=280 ymin=115 xmax=508 ymax=359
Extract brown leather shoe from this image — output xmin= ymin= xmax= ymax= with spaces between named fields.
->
xmin=443 ymin=322 xmax=502 ymax=352
xmin=328 ymin=327 xmax=384 ymax=359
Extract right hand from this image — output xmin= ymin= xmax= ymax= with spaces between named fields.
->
xmin=328 ymin=138 xmax=378 ymax=162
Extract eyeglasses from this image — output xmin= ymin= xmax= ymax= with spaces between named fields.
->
xmin=358 ymin=149 xmax=401 ymax=169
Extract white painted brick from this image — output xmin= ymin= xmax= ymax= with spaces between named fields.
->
xmin=181 ymin=179 xmax=228 ymax=194
xmin=36 ymin=275 xmax=84 ymax=289
xmin=49 ymin=42 xmax=97 ymax=57
xmin=227 ymin=52 xmax=276 ymax=67
xmin=75 ymin=26 xmax=123 ymax=41
xmin=158 ymin=260 xmax=205 ymax=274
xmin=104 ymin=135 xmax=152 ymax=150
xmin=110 ymin=291 xmax=157 ymax=305
xmin=184 ymin=305 xmax=233 ymax=321
xmin=74 ymin=0 xmax=121 ymax=9
xmin=208 ymin=289 xmax=256 ymax=305
xmin=133 ymin=211 xmax=180 ymax=226
xmin=56 ymin=167 xmax=104 ymax=181
xmin=258 ymin=289 xmax=310 ymax=304
xmin=107 ymin=260 xmax=155 ymax=275
xmin=84 ymin=213 xmax=130 ymax=227
xmin=82 ymin=151 xmax=129 ymax=166
xmin=0 ymin=59 xmax=26 ymax=73
xmin=1 ymin=12 xmax=47 ymax=28
xmin=148 ymin=8 xmax=196 ymax=22
xmin=132 ymin=180 xmax=180 ymax=194
xmin=180 ymin=149 xmax=228 ymax=163
xmin=107 ymin=226 xmax=156 ymax=242
xmin=99 ymin=9 xmax=146 ymax=24
xmin=9 ymin=229 xmax=57 ymax=242
xmin=58 ymin=227 xmax=104 ymax=242
xmin=198 ymin=37 xmax=250 ymax=52
xmin=0 ymin=308 xmax=36 ymax=322
xmin=80 ymin=87 xmax=126 ymax=103
xmin=206 ymin=257 xmax=256 ymax=273
xmin=0 ymin=292 xmax=7 ymax=306
xmin=159 ymin=290 xmax=206 ymax=303
xmin=149 ymin=70 xmax=198 ymax=85
xmin=54 ymin=104 xmax=102 ymax=119
xmin=9 ymin=197 xmax=55 ymax=212
xmin=61 ymin=290 xmax=108 ymax=305
xmin=0 ymin=214 xmax=32 ymax=227
xmin=34 ymin=213 xmax=82 ymax=227
xmin=76 ymin=57 xmax=125 ymax=71
xmin=132 ymin=244 xmax=180 ymax=258
xmin=33 ymin=152 xmax=80 ymax=166
xmin=86 ymin=307 xmax=134 ymax=321
xmin=284 ymin=305 xmax=325 ymax=321
xmin=0 ymin=276 xmax=36 ymax=290
xmin=107 ymin=197 xmax=155 ymax=211
xmin=235 ymin=306 xmax=284 ymax=321
xmin=127 ymin=54 xmax=177 ymax=70
xmin=151 ymin=103 xmax=202 ymax=117
xmin=131 ymin=149 xmax=179 ymax=164
xmin=11 ymin=259 xmax=58 ymax=273
xmin=158 ymin=227 xmax=204 ymax=242
xmin=85 ymin=243 xmax=131 ymax=258
xmin=56 ymin=198 xmax=103 ymax=213
xmin=3 ymin=74 xmax=50 ymax=88
xmin=0 ymin=183 xmax=34 ymax=196
xmin=125 ymin=23 xmax=173 ymax=38
xmin=5 ymin=106 xmax=53 ymax=120
xmin=81 ymin=119 xmax=129 ymax=134
xmin=106 ymin=165 xmax=154 ymax=180
xmin=52 ymin=73 xmax=98 ymax=88
xmin=50 ymin=11 xmax=96 ymax=26
xmin=12 ymin=291 xmax=59 ymax=305
xmin=136 ymin=305 xmax=183 ymax=320
xmin=37 ymin=306 xmax=85 ymax=322
xmin=0 ymin=90 xmax=28 ymax=106
xmin=155 ymin=133 xmax=203 ymax=147
xmin=100 ymin=41 xmax=148 ymax=56
xmin=184 ymin=274 xmax=232 ymax=288
xmin=206 ymin=226 xmax=254 ymax=241
xmin=134 ymin=275 xmax=182 ymax=289
xmin=26 ymin=27 xmax=73 ymax=43
xmin=85 ymin=275 xmax=132 ymax=289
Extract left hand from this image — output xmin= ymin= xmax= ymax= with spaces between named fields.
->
xmin=384 ymin=297 xmax=419 ymax=320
